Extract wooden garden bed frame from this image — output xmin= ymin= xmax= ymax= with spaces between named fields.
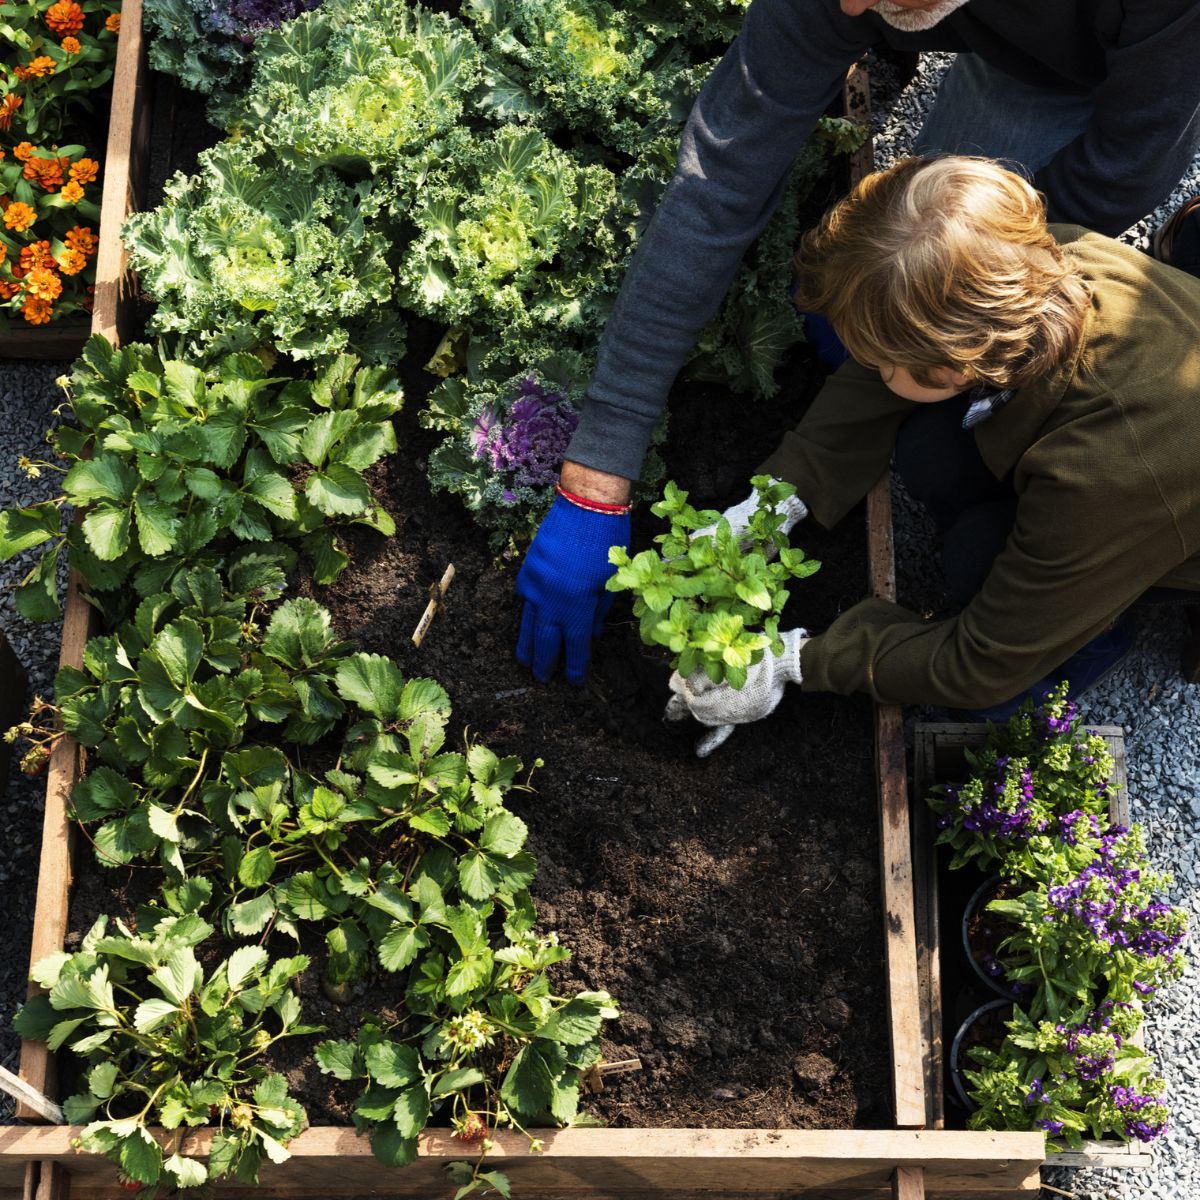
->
xmin=0 ymin=0 xmax=149 ymax=360
xmin=911 ymin=723 xmax=1154 ymax=1173
xmin=0 ymin=53 xmax=1048 ymax=1200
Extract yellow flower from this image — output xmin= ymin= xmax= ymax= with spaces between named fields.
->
xmin=60 ymin=180 xmax=84 ymax=203
xmin=57 ymin=247 xmax=87 ymax=276
xmin=3 ymin=201 xmax=36 ymax=232
xmin=22 ymin=296 xmax=54 ymax=325
xmin=25 ymin=267 xmax=63 ymax=302
xmin=25 ymin=56 xmax=57 ymax=78
xmin=65 ymin=225 xmax=98 ymax=256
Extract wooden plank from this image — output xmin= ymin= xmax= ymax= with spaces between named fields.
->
xmin=91 ymin=0 xmax=148 ymax=347
xmin=866 ymin=470 xmax=926 ymax=1129
xmin=0 ymin=1128 xmax=1044 ymax=1196
xmin=892 ymin=1166 xmax=925 ymax=1200
xmin=0 ymin=318 xmax=90 ymax=362
xmin=842 ymin=62 xmax=874 ymax=188
xmin=911 ymin=723 xmax=1152 ymax=1170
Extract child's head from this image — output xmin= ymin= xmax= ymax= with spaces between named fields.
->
xmin=794 ymin=155 xmax=1090 ymax=392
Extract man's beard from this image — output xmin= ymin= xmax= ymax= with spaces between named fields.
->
xmin=873 ymin=0 xmax=970 ymax=31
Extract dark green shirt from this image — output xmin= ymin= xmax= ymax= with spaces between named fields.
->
xmin=759 ymin=228 xmax=1200 ymax=709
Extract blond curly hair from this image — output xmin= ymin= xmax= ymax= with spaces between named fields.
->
xmin=794 ymin=156 xmax=1090 ymax=389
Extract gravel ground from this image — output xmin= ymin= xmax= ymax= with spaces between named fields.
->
xmin=875 ymin=51 xmax=1200 ymax=1200
xmin=2 ymin=43 xmax=1199 ymax=1200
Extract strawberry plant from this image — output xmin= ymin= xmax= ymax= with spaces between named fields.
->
xmin=0 ymin=336 xmax=400 ymax=620
xmin=13 ymin=911 xmax=318 ymax=1189
xmin=607 ymin=476 xmax=820 ymax=687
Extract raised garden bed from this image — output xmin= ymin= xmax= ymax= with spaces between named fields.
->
xmin=911 ymin=722 xmax=1154 ymax=1171
xmin=0 ymin=54 xmax=1048 ymax=1200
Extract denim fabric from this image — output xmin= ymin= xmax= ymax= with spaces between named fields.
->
xmin=914 ymin=53 xmax=1094 ymax=175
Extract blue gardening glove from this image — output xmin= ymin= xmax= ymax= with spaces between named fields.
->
xmin=516 ymin=493 xmax=630 ymax=683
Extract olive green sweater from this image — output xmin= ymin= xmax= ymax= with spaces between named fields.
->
xmin=759 ymin=228 xmax=1200 ymax=709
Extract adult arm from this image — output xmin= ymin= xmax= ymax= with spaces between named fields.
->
xmin=800 ymin=466 xmax=1186 ymax=709
xmin=565 ymin=0 xmax=871 ymax=482
xmin=1034 ymin=0 xmax=1200 ymax=236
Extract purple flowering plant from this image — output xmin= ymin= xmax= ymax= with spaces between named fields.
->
xmin=965 ymin=1002 xmax=1169 ymax=1149
xmin=928 ymin=683 xmax=1115 ymax=871
xmin=423 ymin=370 xmax=583 ymax=551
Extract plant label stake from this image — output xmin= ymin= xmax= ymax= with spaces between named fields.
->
xmin=411 ymin=564 xmax=455 ymax=647
xmin=0 ymin=1064 xmax=64 ymax=1124
xmin=582 ymin=1058 xmax=643 ymax=1094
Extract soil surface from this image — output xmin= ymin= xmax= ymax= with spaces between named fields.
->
xmin=290 ymin=324 xmax=891 ymax=1130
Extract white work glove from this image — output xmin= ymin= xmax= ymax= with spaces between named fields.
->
xmin=664 ymin=628 xmax=809 ymax=757
xmin=694 ymin=478 xmax=809 ymax=553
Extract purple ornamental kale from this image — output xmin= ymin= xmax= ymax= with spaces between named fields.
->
xmin=470 ymin=375 xmax=580 ymax=494
xmin=196 ymin=0 xmax=319 ymax=40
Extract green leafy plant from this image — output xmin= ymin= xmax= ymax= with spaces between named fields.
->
xmin=607 ymin=476 xmax=820 ymax=687
xmin=122 ymin=140 xmax=404 ymax=364
xmin=0 ymin=337 xmax=400 ymax=620
xmin=13 ymin=911 xmax=318 ymax=1189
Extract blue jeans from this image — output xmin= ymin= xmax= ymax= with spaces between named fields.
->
xmin=913 ymin=54 xmax=1093 ymax=174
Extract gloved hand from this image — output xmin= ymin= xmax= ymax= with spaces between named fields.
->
xmin=516 ymin=492 xmax=631 ymax=683
xmin=694 ymin=478 xmax=809 ymax=552
xmin=664 ymin=628 xmax=809 ymax=756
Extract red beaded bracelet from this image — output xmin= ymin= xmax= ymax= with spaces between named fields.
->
xmin=555 ymin=483 xmax=632 ymax=515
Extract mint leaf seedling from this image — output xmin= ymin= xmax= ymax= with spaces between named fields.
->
xmin=607 ymin=476 xmax=819 ymax=688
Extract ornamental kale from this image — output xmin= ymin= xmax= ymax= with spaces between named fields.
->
xmin=143 ymin=0 xmax=321 ymax=114
xmin=122 ymin=139 xmax=404 ymax=365
xmin=607 ymin=477 xmax=820 ymax=688
xmin=965 ymin=1003 xmax=1168 ymax=1149
xmin=13 ymin=911 xmax=317 ymax=1188
xmin=423 ymin=369 xmax=580 ymax=549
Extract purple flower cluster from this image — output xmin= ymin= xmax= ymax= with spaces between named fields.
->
xmin=1054 ymin=1005 xmax=1125 ymax=1081
xmin=1037 ymin=693 xmax=1079 ymax=738
xmin=1045 ymin=831 xmax=1187 ymax=963
xmin=1057 ymin=808 xmax=1101 ymax=847
xmin=939 ymin=757 xmax=1046 ymax=844
xmin=198 ymin=0 xmax=319 ymax=38
xmin=470 ymin=375 xmax=579 ymax=493
xmin=1110 ymin=1085 xmax=1168 ymax=1142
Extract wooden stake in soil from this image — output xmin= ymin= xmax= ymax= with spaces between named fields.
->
xmin=0 ymin=1067 xmax=63 ymax=1126
xmin=410 ymin=565 xmax=455 ymax=648
xmin=581 ymin=1058 xmax=643 ymax=1095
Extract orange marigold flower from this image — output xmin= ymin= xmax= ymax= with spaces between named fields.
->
xmin=69 ymin=157 xmax=99 ymax=185
xmin=25 ymin=266 xmax=63 ymax=302
xmin=3 ymin=201 xmax=36 ymax=232
xmin=25 ymin=56 xmax=57 ymax=78
xmin=0 ymin=281 xmax=22 ymax=301
xmin=0 ymin=94 xmax=22 ymax=132
xmin=22 ymin=295 xmax=54 ymax=325
xmin=57 ymin=247 xmax=86 ymax=276
xmin=19 ymin=241 xmax=54 ymax=271
xmin=61 ymin=35 xmax=81 ymax=53
xmin=105 ymin=12 xmax=119 ymax=33
xmin=13 ymin=142 xmax=35 ymax=162
xmin=60 ymin=180 xmax=84 ymax=203
xmin=0 ymin=242 xmax=6 ymax=265
xmin=13 ymin=67 xmax=30 ymax=82
xmin=65 ymin=225 xmax=97 ymax=256
xmin=45 ymin=0 xmax=85 ymax=36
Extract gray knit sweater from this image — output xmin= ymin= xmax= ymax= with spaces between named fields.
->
xmin=566 ymin=0 xmax=1200 ymax=481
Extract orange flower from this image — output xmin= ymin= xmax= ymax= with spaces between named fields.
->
xmin=61 ymin=35 xmax=81 ymax=54
xmin=25 ymin=267 xmax=62 ymax=302
xmin=22 ymin=295 xmax=54 ymax=325
xmin=44 ymin=0 xmax=85 ymax=36
xmin=65 ymin=225 xmax=97 ymax=256
xmin=69 ymin=157 xmax=99 ymax=185
xmin=57 ymin=247 xmax=86 ymax=276
xmin=13 ymin=67 xmax=30 ymax=82
xmin=0 ymin=242 xmax=6 ymax=266
xmin=105 ymin=12 xmax=119 ymax=33
xmin=60 ymin=180 xmax=84 ymax=203
xmin=82 ymin=282 xmax=94 ymax=312
xmin=0 ymin=281 xmax=22 ymax=301
xmin=24 ymin=56 xmax=57 ymax=78
xmin=0 ymin=94 xmax=22 ymax=133
xmin=25 ymin=156 xmax=65 ymax=190
xmin=3 ymin=201 xmax=36 ymax=232
xmin=19 ymin=241 xmax=54 ymax=271
xmin=13 ymin=142 xmax=35 ymax=162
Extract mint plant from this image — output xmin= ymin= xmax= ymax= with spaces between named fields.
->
xmin=606 ymin=476 xmax=819 ymax=687
xmin=0 ymin=337 xmax=400 ymax=621
xmin=13 ymin=911 xmax=318 ymax=1189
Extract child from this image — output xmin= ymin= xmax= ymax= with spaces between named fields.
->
xmin=667 ymin=155 xmax=1200 ymax=753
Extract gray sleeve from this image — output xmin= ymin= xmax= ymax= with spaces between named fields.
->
xmin=566 ymin=0 xmax=870 ymax=481
xmin=1034 ymin=0 xmax=1200 ymax=237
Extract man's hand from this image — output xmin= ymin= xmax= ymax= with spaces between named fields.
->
xmin=694 ymin=478 xmax=809 ymax=552
xmin=515 ymin=464 xmax=632 ymax=683
xmin=665 ymin=628 xmax=808 ymax=756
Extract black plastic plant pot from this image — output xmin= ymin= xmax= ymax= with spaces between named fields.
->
xmin=962 ymin=874 xmax=1024 ymax=1002
xmin=949 ymin=997 xmax=1014 ymax=1112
